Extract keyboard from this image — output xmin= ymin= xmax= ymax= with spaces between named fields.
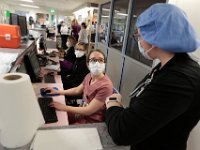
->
xmin=44 ymin=74 xmax=55 ymax=83
xmin=38 ymin=97 xmax=58 ymax=124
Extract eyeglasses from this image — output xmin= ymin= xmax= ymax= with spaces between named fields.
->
xmin=88 ymin=58 xmax=105 ymax=64
xmin=133 ymin=31 xmax=140 ymax=42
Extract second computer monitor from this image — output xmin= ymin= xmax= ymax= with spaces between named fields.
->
xmin=18 ymin=16 xmax=28 ymax=37
xmin=10 ymin=13 xmax=19 ymax=25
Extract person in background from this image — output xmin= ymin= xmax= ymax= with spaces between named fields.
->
xmin=57 ymin=21 xmax=63 ymax=35
xmin=59 ymin=36 xmax=77 ymax=75
xmin=60 ymin=22 xmax=71 ymax=49
xmin=105 ymin=3 xmax=200 ymax=150
xmin=61 ymin=42 xmax=89 ymax=91
xmin=47 ymin=50 xmax=113 ymax=124
xmin=71 ymin=19 xmax=81 ymax=41
xmin=78 ymin=22 xmax=88 ymax=44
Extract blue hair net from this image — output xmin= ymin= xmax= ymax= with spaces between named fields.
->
xmin=136 ymin=3 xmax=200 ymax=53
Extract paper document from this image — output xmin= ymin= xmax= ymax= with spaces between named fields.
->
xmin=32 ymin=128 xmax=103 ymax=150
xmin=0 ymin=64 xmax=11 ymax=75
xmin=0 ymin=52 xmax=18 ymax=65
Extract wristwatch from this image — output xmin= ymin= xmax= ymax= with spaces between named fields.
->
xmin=106 ymin=97 xmax=123 ymax=107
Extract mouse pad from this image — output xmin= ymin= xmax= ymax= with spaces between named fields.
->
xmin=40 ymin=87 xmax=59 ymax=97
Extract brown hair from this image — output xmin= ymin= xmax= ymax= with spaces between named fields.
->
xmin=75 ymin=42 xmax=88 ymax=52
xmin=71 ymin=19 xmax=79 ymax=26
xmin=81 ymin=22 xmax=87 ymax=29
xmin=67 ymin=36 xmax=77 ymax=46
xmin=86 ymin=49 xmax=106 ymax=63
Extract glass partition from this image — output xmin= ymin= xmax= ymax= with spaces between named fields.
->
xmin=126 ymin=0 xmax=166 ymax=66
xmin=98 ymin=2 xmax=111 ymax=44
xmin=109 ymin=0 xmax=130 ymax=52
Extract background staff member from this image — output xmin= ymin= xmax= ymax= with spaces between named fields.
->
xmin=60 ymin=22 xmax=71 ymax=49
xmin=47 ymin=50 xmax=113 ymax=124
xmin=105 ymin=3 xmax=200 ymax=150
xmin=61 ymin=42 xmax=89 ymax=91
xmin=59 ymin=36 xmax=77 ymax=75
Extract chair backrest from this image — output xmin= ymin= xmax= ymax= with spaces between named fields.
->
xmin=113 ymin=87 xmax=119 ymax=94
xmin=187 ymin=121 xmax=200 ymax=150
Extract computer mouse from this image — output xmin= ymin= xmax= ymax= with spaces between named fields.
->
xmin=53 ymin=87 xmax=58 ymax=91
xmin=40 ymin=88 xmax=51 ymax=95
xmin=40 ymin=87 xmax=59 ymax=96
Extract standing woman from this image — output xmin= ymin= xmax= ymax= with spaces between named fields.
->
xmin=71 ymin=19 xmax=81 ymax=41
xmin=60 ymin=22 xmax=71 ymax=49
xmin=105 ymin=4 xmax=200 ymax=150
xmin=78 ymin=22 xmax=88 ymax=44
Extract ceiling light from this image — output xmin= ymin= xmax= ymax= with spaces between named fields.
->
xmin=102 ymin=15 xmax=109 ymax=18
xmin=20 ymin=4 xmax=39 ymax=8
xmin=19 ymin=0 xmax=34 ymax=3
xmin=117 ymin=13 xmax=128 ymax=16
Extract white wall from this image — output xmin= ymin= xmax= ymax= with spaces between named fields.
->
xmin=168 ymin=1 xmax=200 ymax=150
xmin=168 ymin=0 xmax=200 ymax=62
xmin=0 ymin=2 xmax=14 ymax=24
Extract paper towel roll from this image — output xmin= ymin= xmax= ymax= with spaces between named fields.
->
xmin=0 ymin=73 xmax=44 ymax=148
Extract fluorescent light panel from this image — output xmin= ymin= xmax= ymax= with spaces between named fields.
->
xmin=19 ymin=0 xmax=34 ymax=3
xmin=20 ymin=4 xmax=39 ymax=8
xmin=117 ymin=12 xmax=128 ymax=16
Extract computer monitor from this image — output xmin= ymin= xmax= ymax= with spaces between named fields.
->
xmin=24 ymin=49 xmax=41 ymax=82
xmin=18 ymin=16 xmax=28 ymax=37
xmin=9 ymin=13 xmax=19 ymax=25
xmin=17 ymin=62 xmax=27 ymax=74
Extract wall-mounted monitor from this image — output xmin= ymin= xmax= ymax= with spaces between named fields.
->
xmin=18 ymin=16 xmax=28 ymax=37
xmin=9 ymin=13 xmax=19 ymax=25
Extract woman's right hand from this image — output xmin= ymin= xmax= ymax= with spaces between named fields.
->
xmin=44 ymin=87 xmax=59 ymax=94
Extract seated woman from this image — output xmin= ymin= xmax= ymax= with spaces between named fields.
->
xmin=61 ymin=42 xmax=89 ymax=90
xmin=59 ymin=36 xmax=77 ymax=75
xmin=47 ymin=50 xmax=113 ymax=124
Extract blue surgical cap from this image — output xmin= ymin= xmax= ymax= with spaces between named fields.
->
xmin=136 ymin=3 xmax=200 ymax=53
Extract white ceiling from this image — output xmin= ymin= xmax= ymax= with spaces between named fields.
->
xmin=3 ymin=0 xmax=109 ymax=13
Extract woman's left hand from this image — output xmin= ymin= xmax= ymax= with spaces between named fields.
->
xmin=106 ymin=94 xmax=123 ymax=109
xmin=49 ymin=101 xmax=67 ymax=111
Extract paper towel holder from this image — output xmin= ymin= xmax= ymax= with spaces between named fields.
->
xmin=0 ymin=73 xmax=45 ymax=148
xmin=4 ymin=74 xmax=22 ymax=80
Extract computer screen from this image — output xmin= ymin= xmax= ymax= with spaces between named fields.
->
xmin=10 ymin=13 xmax=19 ymax=25
xmin=17 ymin=62 xmax=27 ymax=74
xmin=29 ymin=50 xmax=40 ymax=77
xmin=18 ymin=16 xmax=28 ymax=37
xmin=24 ymin=50 xmax=41 ymax=82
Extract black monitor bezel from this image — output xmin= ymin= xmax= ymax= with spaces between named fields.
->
xmin=9 ymin=13 xmax=19 ymax=25
xmin=18 ymin=15 xmax=28 ymax=37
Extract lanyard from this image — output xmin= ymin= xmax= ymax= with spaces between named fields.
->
xmin=129 ymin=69 xmax=157 ymax=98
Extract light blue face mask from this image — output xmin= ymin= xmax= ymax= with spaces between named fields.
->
xmin=138 ymin=41 xmax=153 ymax=60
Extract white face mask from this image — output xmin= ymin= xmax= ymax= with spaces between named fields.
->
xmin=66 ymin=42 xmax=71 ymax=48
xmin=75 ymin=50 xmax=85 ymax=58
xmin=89 ymin=62 xmax=105 ymax=76
xmin=138 ymin=41 xmax=153 ymax=60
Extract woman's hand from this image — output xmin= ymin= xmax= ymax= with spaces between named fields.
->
xmin=44 ymin=87 xmax=59 ymax=94
xmin=49 ymin=101 xmax=67 ymax=111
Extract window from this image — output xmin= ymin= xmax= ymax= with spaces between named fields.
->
xmin=109 ymin=0 xmax=130 ymax=52
xmin=98 ymin=2 xmax=111 ymax=44
xmin=126 ymin=0 xmax=166 ymax=66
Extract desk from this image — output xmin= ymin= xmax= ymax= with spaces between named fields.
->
xmin=33 ymin=75 xmax=69 ymax=128
xmin=0 ymin=123 xmax=130 ymax=150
